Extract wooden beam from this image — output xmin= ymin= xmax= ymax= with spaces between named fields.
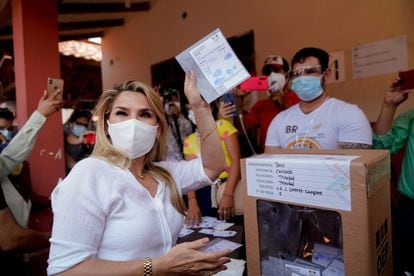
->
xmin=59 ymin=19 xmax=124 ymax=31
xmin=59 ymin=31 xmax=103 ymax=42
xmin=58 ymin=2 xmax=150 ymax=14
xmin=0 ymin=19 xmax=123 ymax=36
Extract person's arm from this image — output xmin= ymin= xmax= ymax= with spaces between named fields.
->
xmin=56 ymin=238 xmax=229 ymax=276
xmin=264 ymin=114 xmax=282 ymax=153
xmin=374 ymin=78 xmax=410 ymax=135
xmin=184 ymin=150 xmax=202 ymax=226
xmin=184 ymin=71 xmax=226 ymax=179
xmin=337 ymin=142 xmax=372 ymax=149
xmin=0 ymin=89 xmax=63 ymax=178
xmin=0 ymin=208 xmax=50 ymax=252
xmin=185 ymin=190 xmax=202 ymax=226
xmin=337 ymin=104 xmax=373 ymax=149
xmin=219 ymin=131 xmax=241 ymax=220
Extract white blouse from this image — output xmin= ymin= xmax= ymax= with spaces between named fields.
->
xmin=47 ymin=157 xmax=212 ymax=275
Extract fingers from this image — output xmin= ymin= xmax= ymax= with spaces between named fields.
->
xmin=218 ymin=208 xmax=234 ymax=220
xmin=184 ymin=237 xmax=210 ymax=250
xmin=185 ymin=215 xmax=201 ymax=227
xmin=42 ymin=90 xmax=48 ymax=99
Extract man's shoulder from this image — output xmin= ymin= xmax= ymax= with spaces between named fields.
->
xmin=325 ymin=97 xmax=357 ymax=108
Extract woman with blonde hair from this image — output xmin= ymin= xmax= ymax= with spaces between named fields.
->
xmin=48 ymin=72 xmax=229 ymax=275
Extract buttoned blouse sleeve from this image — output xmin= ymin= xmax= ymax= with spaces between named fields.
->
xmin=0 ymin=111 xmax=46 ymax=179
xmin=48 ymin=158 xmax=121 ymax=275
xmin=157 ymin=157 xmax=214 ymax=195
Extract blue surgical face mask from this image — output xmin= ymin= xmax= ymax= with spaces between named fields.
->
xmin=71 ymin=124 xmax=87 ymax=137
xmin=0 ymin=129 xmax=11 ymax=140
xmin=291 ymin=76 xmax=324 ymax=102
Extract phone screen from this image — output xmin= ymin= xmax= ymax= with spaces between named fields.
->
xmin=399 ymin=69 xmax=414 ymax=90
xmin=221 ymin=93 xmax=238 ymax=117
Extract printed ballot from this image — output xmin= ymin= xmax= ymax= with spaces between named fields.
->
xmin=176 ymin=28 xmax=250 ymax=103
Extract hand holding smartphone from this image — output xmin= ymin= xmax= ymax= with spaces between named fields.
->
xmin=221 ymin=92 xmax=238 ymax=117
xmin=398 ymin=69 xmax=414 ymax=91
xmin=47 ymin=77 xmax=64 ymax=100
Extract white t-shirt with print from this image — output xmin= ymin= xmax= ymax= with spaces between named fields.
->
xmin=265 ymin=98 xmax=372 ymax=149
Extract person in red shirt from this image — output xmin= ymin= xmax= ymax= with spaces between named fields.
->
xmin=222 ymin=55 xmax=299 ymax=153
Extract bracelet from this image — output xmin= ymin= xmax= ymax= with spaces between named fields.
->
xmin=143 ymin=257 xmax=152 ymax=276
xmin=187 ymin=196 xmax=197 ymax=200
xmin=200 ymin=124 xmax=217 ymax=141
xmin=223 ymin=194 xmax=234 ymax=198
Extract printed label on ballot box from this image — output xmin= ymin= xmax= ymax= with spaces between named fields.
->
xmin=246 ymin=154 xmax=359 ymax=211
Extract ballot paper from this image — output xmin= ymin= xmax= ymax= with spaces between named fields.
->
xmin=200 ymin=238 xmax=242 ymax=253
xmin=214 ymin=222 xmax=234 ymax=231
xmin=215 ymin=258 xmax=246 ymax=276
xmin=178 ymin=227 xmax=194 ymax=238
xmin=199 ymin=228 xmax=237 ymax=238
xmin=185 ymin=216 xmax=226 ymax=228
xmin=176 ymin=28 xmax=250 ymax=103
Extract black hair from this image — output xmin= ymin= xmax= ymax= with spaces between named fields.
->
xmin=69 ymin=109 xmax=92 ymax=123
xmin=0 ymin=107 xmax=14 ymax=121
xmin=291 ymin=47 xmax=330 ymax=72
xmin=261 ymin=57 xmax=290 ymax=75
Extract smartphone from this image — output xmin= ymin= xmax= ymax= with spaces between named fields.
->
xmin=221 ymin=92 xmax=238 ymax=117
xmin=84 ymin=133 xmax=96 ymax=145
xmin=47 ymin=77 xmax=64 ymax=99
xmin=399 ymin=69 xmax=414 ymax=90
xmin=240 ymin=76 xmax=269 ymax=92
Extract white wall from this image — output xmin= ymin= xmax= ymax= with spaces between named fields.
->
xmin=101 ymin=0 xmax=414 ymax=121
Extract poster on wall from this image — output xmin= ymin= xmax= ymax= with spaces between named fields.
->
xmin=352 ymin=35 xmax=408 ymax=79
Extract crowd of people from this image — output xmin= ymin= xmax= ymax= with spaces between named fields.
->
xmin=0 ymin=46 xmax=413 ymax=275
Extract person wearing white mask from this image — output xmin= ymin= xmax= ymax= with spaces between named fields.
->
xmin=220 ymin=55 xmax=299 ymax=154
xmin=265 ymin=47 xmax=372 ymax=151
xmin=48 ymin=71 xmax=230 ymax=276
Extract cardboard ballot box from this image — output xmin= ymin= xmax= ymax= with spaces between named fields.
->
xmin=241 ymin=150 xmax=392 ymax=276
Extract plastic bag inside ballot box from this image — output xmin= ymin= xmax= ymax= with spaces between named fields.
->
xmin=257 ymin=200 xmax=345 ymax=276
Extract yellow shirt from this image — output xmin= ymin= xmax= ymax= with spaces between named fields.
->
xmin=183 ymin=119 xmax=238 ymax=180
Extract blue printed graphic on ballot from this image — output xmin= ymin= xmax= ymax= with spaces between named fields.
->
xmin=325 ymin=161 xmax=351 ymax=205
xmin=207 ymin=51 xmax=240 ymax=88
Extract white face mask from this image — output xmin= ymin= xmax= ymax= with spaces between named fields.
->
xmin=267 ymin=72 xmax=287 ymax=95
xmin=107 ymin=119 xmax=158 ymax=159
xmin=187 ymin=110 xmax=196 ymax=125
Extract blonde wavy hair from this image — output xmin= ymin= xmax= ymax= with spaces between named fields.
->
xmin=91 ymin=80 xmax=187 ymax=215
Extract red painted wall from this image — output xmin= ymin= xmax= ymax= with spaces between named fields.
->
xmin=12 ymin=0 xmax=65 ymax=198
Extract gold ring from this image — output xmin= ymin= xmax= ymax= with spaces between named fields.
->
xmin=202 ymin=272 xmax=212 ymax=276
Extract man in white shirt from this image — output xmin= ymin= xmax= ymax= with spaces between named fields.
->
xmin=265 ymin=47 xmax=372 ymax=151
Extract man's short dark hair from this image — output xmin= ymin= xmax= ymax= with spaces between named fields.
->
xmin=69 ymin=109 xmax=92 ymax=123
xmin=291 ymin=47 xmax=330 ymax=72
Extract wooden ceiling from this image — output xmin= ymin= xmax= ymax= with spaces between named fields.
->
xmin=0 ymin=0 xmax=151 ymax=51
